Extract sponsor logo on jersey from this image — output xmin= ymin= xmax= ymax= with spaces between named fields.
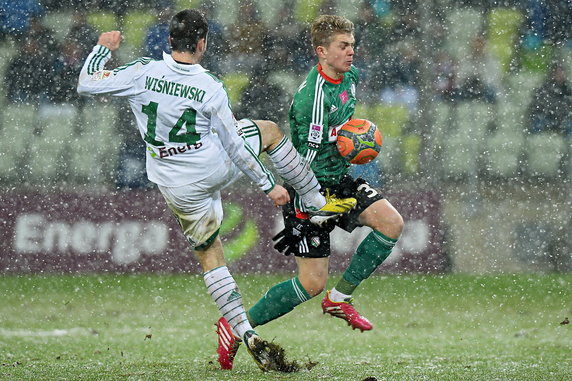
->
xmin=144 ymin=76 xmax=206 ymax=102
xmin=234 ymin=120 xmax=244 ymax=137
xmin=149 ymin=142 xmax=204 ymax=159
xmin=91 ymin=70 xmax=112 ymax=81
xmin=328 ymin=124 xmax=342 ymax=142
xmin=308 ymin=123 xmax=323 ymax=145
xmin=339 ymin=90 xmax=349 ymax=104
xmin=330 ymin=105 xmax=338 ymax=113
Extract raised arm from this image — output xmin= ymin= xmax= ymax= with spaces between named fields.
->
xmin=77 ymin=31 xmax=143 ymax=97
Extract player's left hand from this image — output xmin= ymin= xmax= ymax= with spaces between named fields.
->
xmin=267 ymin=185 xmax=290 ymax=207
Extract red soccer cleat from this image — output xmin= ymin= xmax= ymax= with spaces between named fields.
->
xmin=215 ymin=317 xmax=241 ymax=370
xmin=321 ymin=290 xmax=373 ymax=332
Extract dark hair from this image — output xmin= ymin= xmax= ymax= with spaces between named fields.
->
xmin=169 ymin=9 xmax=209 ymax=53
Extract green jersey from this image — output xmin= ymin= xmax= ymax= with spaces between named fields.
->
xmin=288 ymin=64 xmax=359 ymax=187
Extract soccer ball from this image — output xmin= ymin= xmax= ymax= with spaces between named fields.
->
xmin=336 ymin=119 xmax=382 ymax=164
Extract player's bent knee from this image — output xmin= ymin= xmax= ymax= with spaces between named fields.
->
xmin=299 ymin=276 xmax=326 ymax=297
xmin=363 ymin=201 xmax=404 ymax=239
xmin=390 ymin=211 xmax=405 ymax=236
xmin=257 ymin=120 xmax=282 ymax=138
xmin=256 ymin=120 xmax=284 ymax=152
xmin=371 ymin=210 xmax=404 ymax=240
xmin=306 ymin=284 xmax=325 ymax=298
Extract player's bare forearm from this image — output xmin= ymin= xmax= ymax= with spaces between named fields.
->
xmin=97 ymin=31 xmax=122 ymax=51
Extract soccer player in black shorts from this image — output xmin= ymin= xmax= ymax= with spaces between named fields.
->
xmin=245 ymin=14 xmax=404 ymax=334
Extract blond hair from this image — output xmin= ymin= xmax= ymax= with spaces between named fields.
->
xmin=310 ymin=15 xmax=354 ymax=50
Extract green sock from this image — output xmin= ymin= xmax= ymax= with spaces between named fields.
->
xmin=335 ymin=277 xmax=359 ymax=296
xmin=339 ymin=230 xmax=397 ymax=292
xmin=247 ymin=277 xmax=310 ymax=327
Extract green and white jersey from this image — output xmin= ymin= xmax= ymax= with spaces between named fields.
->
xmin=78 ymin=45 xmax=275 ymax=191
xmin=288 ymin=64 xmax=359 ymax=187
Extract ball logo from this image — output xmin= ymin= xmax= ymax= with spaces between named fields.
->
xmin=336 ymin=119 xmax=382 ymax=165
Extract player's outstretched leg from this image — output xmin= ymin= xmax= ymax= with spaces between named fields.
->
xmin=321 ymin=290 xmax=373 ymax=332
xmin=256 ymin=120 xmax=356 ymax=219
xmin=308 ymin=189 xmax=357 ymax=225
xmin=216 ymin=317 xmax=241 ymax=370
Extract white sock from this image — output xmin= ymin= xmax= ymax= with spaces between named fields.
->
xmin=329 ymin=287 xmax=352 ymax=302
xmin=204 ymin=266 xmax=252 ymax=339
xmin=267 ymin=136 xmax=326 ymax=210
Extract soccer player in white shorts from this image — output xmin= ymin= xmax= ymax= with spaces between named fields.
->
xmin=157 ymin=118 xmax=272 ymax=250
xmin=77 ymin=9 xmax=355 ymax=372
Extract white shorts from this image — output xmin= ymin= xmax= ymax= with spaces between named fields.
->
xmin=157 ymin=119 xmax=262 ymax=249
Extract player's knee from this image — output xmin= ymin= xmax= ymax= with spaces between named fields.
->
xmin=299 ymin=275 xmax=327 ymax=297
xmin=374 ymin=209 xmax=404 ymax=240
xmin=390 ymin=211 xmax=404 ymax=236
xmin=257 ymin=120 xmax=284 ymax=151
xmin=306 ymin=282 xmax=325 ymax=297
xmin=258 ymin=120 xmax=281 ymax=137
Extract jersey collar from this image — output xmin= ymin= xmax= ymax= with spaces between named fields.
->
xmin=317 ymin=63 xmax=344 ymax=84
xmin=163 ymin=52 xmax=208 ymax=75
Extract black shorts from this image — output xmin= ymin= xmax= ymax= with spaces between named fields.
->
xmin=284 ymin=175 xmax=385 ymax=258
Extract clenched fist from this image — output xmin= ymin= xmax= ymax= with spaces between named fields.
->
xmin=97 ymin=31 xmax=122 ymax=51
xmin=267 ymin=184 xmax=290 ymax=207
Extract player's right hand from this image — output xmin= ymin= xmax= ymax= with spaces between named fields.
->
xmin=97 ymin=31 xmax=122 ymax=51
xmin=267 ymin=185 xmax=290 ymax=207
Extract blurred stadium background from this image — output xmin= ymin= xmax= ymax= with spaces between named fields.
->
xmin=1 ymin=0 xmax=571 ymax=275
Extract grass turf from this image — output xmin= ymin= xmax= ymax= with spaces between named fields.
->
xmin=0 ymin=273 xmax=570 ymax=380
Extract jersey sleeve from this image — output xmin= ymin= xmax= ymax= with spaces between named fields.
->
xmin=77 ymin=45 xmax=145 ymax=97
xmin=289 ymin=77 xmax=330 ymax=167
xmin=208 ymin=87 xmax=276 ymax=193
